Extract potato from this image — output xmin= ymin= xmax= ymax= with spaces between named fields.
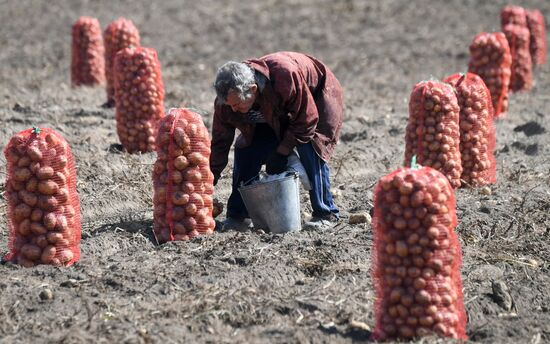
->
xmin=37 ymin=195 xmax=58 ymax=211
xmin=17 ymin=156 xmax=31 ymax=167
xmin=55 ymin=215 xmax=68 ymax=232
xmin=37 ymin=166 xmax=55 ymax=180
xmin=184 ymin=168 xmax=202 ymax=182
xmin=34 ymin=234 xmax=49 ymax=248
xmin=172 ymin=206 xmax=186 ymax=221
xmin=14 ymin=203 xmax=32 ymax=221
xmin=26 ymin=177 xmax=38 ymax=192
xmin=172 ymin=191 xmax=189 ymax=206
xmin=26 ymin=146 xmax=43 ymax=162
xmin=38 ymin=180 xmax=58 ymax=195
xmin=173 ymin=155 xmax=189 ymax=170
xmin=21 ymin=244 xmax=41 ymax=261
xmin=46 ymin=232 xmax=64 ymax=244
xmin=19 ymin=190 xmax=38 ymax=207
xmin=58 ymin=249 xmax=74 ymax=264
xmin=40 ymin=245 xmax=57 ymax=264
xmin=14 ymin=167 xmax=31 ymax=182
xmin=18 ymin=219 xmax=31 ymax=236
xmin=43 ymin=212 xmax=57 ymax=230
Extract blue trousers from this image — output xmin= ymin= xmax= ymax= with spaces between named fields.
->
xmin=227 ymin=124 xmax=339 ymax=220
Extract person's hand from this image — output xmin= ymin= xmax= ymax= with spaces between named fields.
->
xmin=266 ymin=151 xmax=288 ymax=175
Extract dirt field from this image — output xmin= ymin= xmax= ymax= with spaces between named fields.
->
xmin=0 ymin=0 xmax=549 ymax=343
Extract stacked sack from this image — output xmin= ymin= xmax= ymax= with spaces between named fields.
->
xmin=104 ymin=18 xmax=141 ymax=105
xmin=113 ymin=46 xmax=165 ymax=153
xmin=4 ymin=128 xmax=81 ymax=267
xmin=501 ymin=6 xmax=533 ymax=92
xmin=153 ymin=108 xmax=216 ymax=243
xmin=71 ymin=16 xmax=105 ymax=87
xmin=404 ymin=81 xmax=462 ymax=188
xmin=371 ymin=166 xmax=467 ymax=341
xmin=526 ymin=9 xmax=547 ymax=66
xmin=468 ymin=32 xmax=512 ymax=118
xmin=444 ymin=73 xmax=496 ymax=187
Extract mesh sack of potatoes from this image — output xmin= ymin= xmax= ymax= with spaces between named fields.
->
xmin=113 ymin=46 xmax=165 ymax=153
xmin=503 ymin=23 xmax=533 ymax=92
xmin=371 ymin=166 xmax=467 ymax=341
xmin=404 ymin=80 xmax=462 ymax=188
xmin=153 ymin=108 xmax=215 ymax=243
xmin=468 ymin=32 xmax=512 ymax=118
xmin=104 ymin=18 xmax=140 ymax=105
xmin=4 ymin=128 xmax=81 ymax=267
xmin=444 ymin=72 xmax=496 ymax=186
xmin=71 ymin=16 xmax=105 ymax=87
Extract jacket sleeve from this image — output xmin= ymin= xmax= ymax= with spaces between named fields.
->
xmin=272 ymin=68 xmax=318 ymax=156
xmin=210 ymin=102 xmax=235 ymax=183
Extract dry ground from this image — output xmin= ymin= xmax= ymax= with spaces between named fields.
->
xmin=0 ymin=0 xmax=549 ymax=343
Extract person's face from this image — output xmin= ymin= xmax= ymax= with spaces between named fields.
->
xmin=225 ymin=85 xmax=257 ymax=113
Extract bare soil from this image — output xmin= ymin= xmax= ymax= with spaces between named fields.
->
xmin=0 ymin=1 xmax=549 ymax=343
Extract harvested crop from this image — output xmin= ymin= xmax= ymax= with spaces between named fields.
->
xmin=3 ymin=128 xmax=81 ymax=267
xmin=113 ymin=46 xmax=165 ymax=153
xmin=501 ymin=5 xmax=528 ymax=27
xmin=526 ymin=9 xmax=546 ymax=66
xmin=443 ymin=73 xmax=496 ymax=186
xmin=371 ymin=166 xmax=467 ymax=341
xmin=503 ymin=24 xmax=533 ymax=92
xmin=404 ymin=80 xmax=462 ymax=188
xmin=468 ymin=32 xmax=512 ymax=117
xmin=103 ymin=18 xmax=140 ymax=105
xmin=71 ymin=16 xmax=105 ymax=87
xmin=153 ymin=108 xmax=215 ymax=243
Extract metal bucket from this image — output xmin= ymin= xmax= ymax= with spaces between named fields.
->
xmin=238 ymin=172 xmax=301 ymax=233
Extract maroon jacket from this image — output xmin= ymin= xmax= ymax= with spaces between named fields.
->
xmin=210 ymin=52 xmax=344 ymax=182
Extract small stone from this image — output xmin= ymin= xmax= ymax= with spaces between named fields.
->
xmin=137 ymin=328 xmax=147 ymax=337
xmin=527 ymin=259 xmax=539 ymax=268
xmin=349 ymin=212 xmax=371 ymax=225
xmin=332 ymin=189 xmax=342 ymax=199
xmin=60 ymin=279 xmax=79 ymax=288
xmin=491 ymin=280 xmax=513 ymax=311
xmin=479 ymin=186 xmax=492 ymax=195
xmin=39 ymin=288 xmax=54 ymax=301
xmin=349 ymin=320 xmax=370 ymax=331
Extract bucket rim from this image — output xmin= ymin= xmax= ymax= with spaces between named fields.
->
xmin=238 ymin=171 xmax=299 ymax=191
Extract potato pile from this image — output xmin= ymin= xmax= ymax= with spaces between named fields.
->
xmin=71 ymin=16 xmax=105 ymax=87
xmin=404 ymin=81 xmax=462 ymax=189
xmin=468 ymin=32 xmax=512 ymax=117
xmin=104 ymin=18 xmax=140 ymax=105
xmin=527 ymin=10 xmax=547 ymax=66
xmin=444 ymin=73 xmax=496 ymax=187
xmin=113 ymin=46 xmax=165 ymax=153
xmin=3 ymin=128 xmax=81 ymax=267
xmin=503 ymin=23 xmax=533 ymax=92
xmin=153 ymin=108 xmax=215 ymax=243
xmin=371 ymin=166 xmax=467 ymax=341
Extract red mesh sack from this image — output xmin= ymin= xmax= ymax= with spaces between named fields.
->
xmin=104 ymin=18 xmax=140 ymax=106
xmin=468 ymin=32 xmax=512 ymax=118
xmin=153 ymin=108 xmax=215 ymax=243
xmin=527 ymin=9 xmax=547 ymax=66
xmin=503 ymin=23 xmax=533 ymax=92
xmin=113 ymin=46 xmax=165 ymax=153
xmin=3 ymin=127 xmax=81 ymax=267
xmin=71 ymin=16 xmax=105 ymax=87
xmin=371 ymin=166 xmax=467 ymax=341
xmin=404 ymin=81 xmax=462 ymax=189
xmin=501 ymin=5 xmax=528 ymax=27
xmin=444 ymin=73 xmax=496 ymax=186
